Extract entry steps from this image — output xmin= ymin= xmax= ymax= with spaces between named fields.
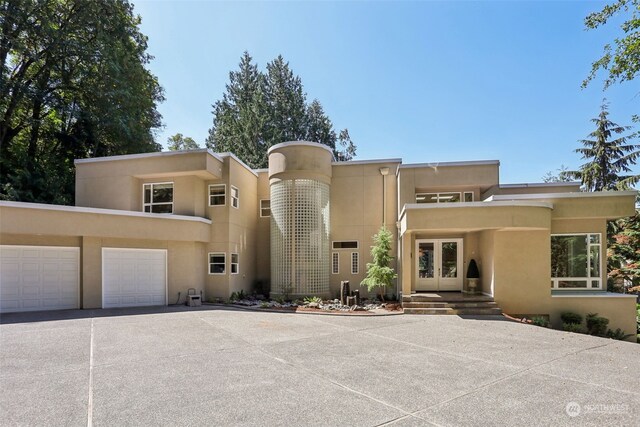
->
xmin=402 ymin=293 xmax=502 ymax=315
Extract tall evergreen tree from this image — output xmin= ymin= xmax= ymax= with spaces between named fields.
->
xmin=263 ymin=55 xmax=307 ymax=145
xmin=569 ymin=101 xmax=640 ymax=191
xmin=305 ymin=99 xmax=336 ymax=151
xmin=336 ymin=129 xmax=357 ymax=162
xmin=207 ymin=51 xmax=266 ymax=168
xmin=206 ymin=52 xmax=356 ymax=168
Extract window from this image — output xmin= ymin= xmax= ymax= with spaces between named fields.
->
xmin=230 ymin=253 xmax=238 ymax=274
xmin=416 ymin=192 xmax=474 ymax=204
xmin=143 ymin=182 xmax=173 ymax=213
xmin=209 ymin=184 xmax=226 ymax=206
xmin=332 ymin=241 xmax=358 ymax=250
xmin=231 ymin=186 xmax=239 ymax=209
xmin=351 ymin=252 xmax=359 ymax=274
xmin=208 ymin=253 xmax=225 ymax=275
xmin=260 ymin=200 xmax=271 ymax=217
xmin=332 ymin=252 xmax=339 ymax=274
xmin=551 ymin=233 xmax=601 ymax=289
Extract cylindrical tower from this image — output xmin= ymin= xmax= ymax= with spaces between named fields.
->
xmin=268 ymin=141 xmax=333 ymax=298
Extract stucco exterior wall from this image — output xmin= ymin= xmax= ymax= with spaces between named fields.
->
xmin=547 ymin=296 xmax=637 ymax=337
xmin=0 ymin=232 xmax=207 ymax=309
xmin=255 ymin=171 xmax=271 ymax=287
xmin=330 ymin=161 xmax=400 ymax=298
xmin=75 ymin=150 xmax=222 ymax=211
xmin=478 ymin=230 xmax=495 ymax=295
xmin=203 ymin=156 xmax=259 ymax=299
xmin=398 ymin=163 xmax=499 ymax=209
xmin=492 ymin=230 xmax=551 ymax=314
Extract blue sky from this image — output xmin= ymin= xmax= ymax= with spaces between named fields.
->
xmin=135 ymin=0 xmax=638 ymax=183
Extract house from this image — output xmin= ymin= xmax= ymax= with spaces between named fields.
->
xmin=0 ymin=141 xmax=637 ymax=337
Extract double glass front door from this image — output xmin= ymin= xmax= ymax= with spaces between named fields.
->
xmin=415 ymin=239 xmax=463 ymax=291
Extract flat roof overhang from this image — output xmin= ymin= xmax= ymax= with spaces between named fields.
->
xmin=74 ymin=149 xmax=224 ymax=180
xmin=0 ymin=202 xmax=211 ymax=242
xmin=486 ymin=191 xmax=637 ymax=220
xmin=399 ymin=201 xmax=553 ymax=235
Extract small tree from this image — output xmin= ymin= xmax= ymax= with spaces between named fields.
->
xmin=167 ymin=133 xmax=200 ymax=151
xmin=361 ymin=227 xmax=397 ymax=301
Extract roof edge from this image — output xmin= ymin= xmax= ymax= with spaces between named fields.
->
xmin=332 ymin=158 xmax=402 ymax=166
xmin=267 ymin=141 xmax=335 ymax=158
xmin=74 ymin=149 xmax=223 ymax=165
xmin=216 ymin=152 xmax=259 ymax=177
xmin=399 ymin=160 xmax=500 ymax=169
xmin=486 ymin=190 xmax=638 ymax=201
xmin=0 ymin=201 xmax=213 ymax=224
xmin=499 ymin=182 xmax=581 ymax=188
xmin=399 ymin=200 xmax=553 ymax=220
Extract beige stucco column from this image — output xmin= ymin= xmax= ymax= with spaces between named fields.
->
xmin=82 ymin=236 xmax=102 ymax=309
xmin=401 ymin=231 xmax=412 ymax=296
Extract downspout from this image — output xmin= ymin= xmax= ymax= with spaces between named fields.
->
xmin=395 ymin=164 xmax=402 ymax=299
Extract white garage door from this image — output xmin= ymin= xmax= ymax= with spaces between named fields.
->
xmin=102 ymin=248 xmax=167 ymax=308
xmin=0 ymin=245 xmax=80 ymax=313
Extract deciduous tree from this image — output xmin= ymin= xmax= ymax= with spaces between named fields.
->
xmin=167 ymin=133 xmax=200 ymax=151
xmin=583 ymin=0 xmax=640 ymax=92
xmin=0 ymin=0 xmax=163 ymax=204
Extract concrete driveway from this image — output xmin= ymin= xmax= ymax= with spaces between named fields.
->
xmin=1 ymin=306 xmax=638 ymax=426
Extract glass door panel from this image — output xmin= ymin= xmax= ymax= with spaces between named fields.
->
xmin=415 ymin=239 xmax=463 ymax=292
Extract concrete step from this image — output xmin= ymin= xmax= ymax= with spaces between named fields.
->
xmin=403 ymin=307 xmax=455 ymax=315
xmin=402 ymin=294 xmax=495 ymax=303
xmin=454 ymin=307 xmax=503 ymax=315
xmin=402 ymin=302 xmax=448 ymax=309
xmin=446 ymin=302 xmax=499 ymax=309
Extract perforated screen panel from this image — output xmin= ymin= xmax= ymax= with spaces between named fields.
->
xmin=270 ymin=179 xmax=330 ymax=295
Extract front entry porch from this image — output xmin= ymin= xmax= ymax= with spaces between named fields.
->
xmin=402 ymin=292 xmax=502 ymax=315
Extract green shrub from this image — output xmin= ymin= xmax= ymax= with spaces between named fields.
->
xmin=563 ymin=323 xmax=584 ymax=333
xmin=304 ymin=296 xmax=322 ymax=304
xmin=605 ymin=328 xmax=632 ymax=340
xmin=531 ymin=316 xmax=550 ymax=327
xmin=560 ymin=312 xmax=583 ymax=325
xmin=585 ymin=313 xmax=609 ymax=336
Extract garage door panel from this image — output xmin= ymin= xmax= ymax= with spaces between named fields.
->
xmin=0 ymin=246 xmax=80 ymax=313
xmin=102 ymin=249 xmax=166 ymax=309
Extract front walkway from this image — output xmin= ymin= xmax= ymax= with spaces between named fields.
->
xmin=1 ymin=305 xmax=638 ymax=426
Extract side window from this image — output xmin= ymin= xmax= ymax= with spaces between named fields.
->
xmin=231 ymin=186 xmax=239 ymax=209
xmin=209 ymin=184 xmax=226 ymax=206
xmin=143 ymin=182 xmax=173 ymax=214
xmin=351 ymin=252 xmax=359 ymax=274
xmin=260 ymin=200 xmax=271 ymax=217
xmin=332 ymin=252 xmax=339 ymax=274
xmin=209 ymin=253 xmax=226 ymax=274
xmin=231 ymin=253 xmax=239 ymax=274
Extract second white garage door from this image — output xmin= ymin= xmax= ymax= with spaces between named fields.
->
xmin=102 ymin=248 xmax=167 ymax=308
